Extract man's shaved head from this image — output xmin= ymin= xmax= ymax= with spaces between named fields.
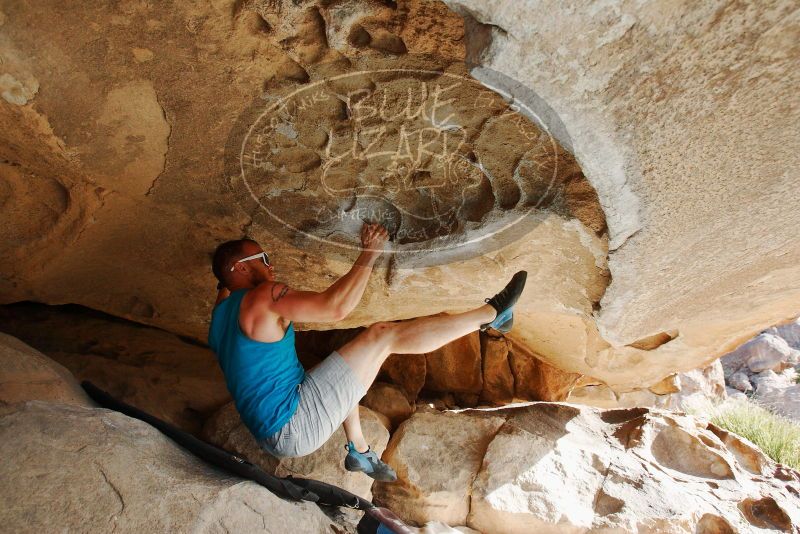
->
xmin=212 ymin=238 xmax=259 ymax=287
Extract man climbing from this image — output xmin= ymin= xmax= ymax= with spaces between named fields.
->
xmin=208 ymin=222 xmax=527 ymax=482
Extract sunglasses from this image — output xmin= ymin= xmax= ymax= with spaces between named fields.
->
xmin=230 ymin=251 xmax=270 ymax=271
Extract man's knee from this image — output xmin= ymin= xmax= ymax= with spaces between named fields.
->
xmin=362 ymin=321 xmax=396 ymax=350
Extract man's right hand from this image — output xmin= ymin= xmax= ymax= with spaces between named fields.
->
xmin=361 ymin=223 xmax=389 ymax=259
xmin=247 ymin=223 xmax=389 ymax=328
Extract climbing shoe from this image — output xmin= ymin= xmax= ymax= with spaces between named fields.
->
xmin=480 ymin=270 xmax=527 ymax=333
xmin=344 ymin=441 xmax=397 ymax=482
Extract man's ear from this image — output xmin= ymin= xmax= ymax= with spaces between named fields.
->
xmin=232 ymin=262 xmax=250 ymax=276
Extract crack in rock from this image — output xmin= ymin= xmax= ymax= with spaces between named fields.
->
xmin=96 ymin=463 xmax=125 ymax=518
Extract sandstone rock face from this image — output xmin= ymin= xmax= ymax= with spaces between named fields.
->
xmin=568 ymin=360 xmax=727 ymax=411
xmin=374 ymin=410 xmax=506 ymax=526
xmin=203 ymin=401 xmax=389 ymax=500
xmin=442 ymin=0 xmax=800 ymax=390
xmin=478 ymin=332 xmax=514 ymax=405
xmin=423 ymin=332 xmax=483 ymax=395
xmin=0 ymin=0 xmax=605 ymax=340
xmin=0 ymin=303 xmax=232 ymax=435
xmin=0 ymin=331 xmax=337 ymax=532
xmin=373 ymin=403 xmax=800 ymax=532
xmin=361 ymin=381 xmax=415 ymax=431
xmin=301 ymin=326 xmax=595 ymax=405
xmin=508 ymin=337 xmax=581 ymax=402
xmin=0 ymin=0 xmax=797 ymax=397
xmin=0 ymin=401 xmax=337 ymax=533
xmin=661 ymin=360 xmax=727 ymax=411
xmin=378 ymin=350 xmax=427 ymax=401
xmin=0 ymin=332 xmax=91 ymax=407
xmin=0 ymin=328 xmax=482 ymax=532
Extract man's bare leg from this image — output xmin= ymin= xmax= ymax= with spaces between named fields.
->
xmin=338 ymin=303 xmax=496 ymax=451
xmin=342 ymin=404 xmax=368 ymax=452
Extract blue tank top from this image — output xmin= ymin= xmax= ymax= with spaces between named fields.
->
xmin=207 ymin=288 xmax=305 ymax=440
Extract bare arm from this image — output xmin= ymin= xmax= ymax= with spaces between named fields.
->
xmin=257 ymin=223 xmax=389 ymax=323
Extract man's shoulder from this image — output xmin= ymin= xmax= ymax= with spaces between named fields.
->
xmin=248 ymin=281 xmax=290 ymax=304
xmin=241 ymin=282 xmax=290 ymax=322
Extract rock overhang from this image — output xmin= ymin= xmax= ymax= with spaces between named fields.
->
xmin=1 ymin=0 xmax=798 ymax=394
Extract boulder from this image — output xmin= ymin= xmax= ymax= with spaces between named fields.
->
xmin=378 ymin=352 xmax=427 ymax=403
xmin=423 ymin=332 xmax=482 ymax=395
xmin=0 ymin=332 xmax=91 ymax=407
xmin=0 ymin=329 xmax=481 ymax=533
xmin=726 ymin=387 xmax=749 ymax=402
xmin=478 ymin=332 xmax=514 ymax=405
xmin=0 ymin=0 xmax=612 ymax=393
xmin=769 ymin=317 xmax=800 ymax=350
xmin=752 ymin=370 xmax=782 ymax=391
xmin=729 ymin=371 xmax=753 ymax=393
xmin=648 ymin=373 xmax=680 ymax=395
xmin=750 ymin=369 xmax=800 ymax=422
xmin=0 ymin=303 xmax=231 ymax=435
xmin=372 ymin=411 xmax=506 ymax=527
xmin=722 ymin=333 xmax=798 ymax=376
xmin=747 ymin=337 xmax=797 ymax=373
xmin=0 ymin=401 xmax=337 ymax=533
xmin=4 ymin=0 xmax=797 ymax=398
xmin=508 ymin=339 xmax=581 ymax=401
xmin=203 ymin=401 xmax=389 ymax=500
xmin=362 ymin=381 xmax=415 ymax=431
xmin=441 ymin=0 xmax=800 ymax=393
xmin=565 ymin=382 xmax=620 ymax=408
xmin=567 ymin=360 xmax=727 ymax=411
xmin=373 ymin=402 xmax=800 ymax=532
xmin=663 ymin=359 xmax=727 ymax=410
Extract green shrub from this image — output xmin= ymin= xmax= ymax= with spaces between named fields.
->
xmin=710 ymin=400 xmax=800 ymax=470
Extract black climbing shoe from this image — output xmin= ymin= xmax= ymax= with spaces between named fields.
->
xmin=480 ymin=271 xmax=527 ymax=333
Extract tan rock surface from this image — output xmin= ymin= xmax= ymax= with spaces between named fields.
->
xmin=508 ymin=337 xmax=582 ymax=402
xmin=567 ymin=360 xmax=727 ymax=411
xmin=0 ymin=332 xmax=91 ymax=407
xmin=0 ymin=0 xmax=797 ymax=396
xmin=0 ymin=401 xmax=337 ymax=533
xmin=423 ymin=332 xmax=482 ymax=394
xmin=478 ymin=332 xmax=514 ymax=405
xmin=723 ymin=332 xmax=800 ymax=376
xmin=203 ymin=401 xmax=389 ymax=500
xmin=0 ymin=327 xmax=472 ymax=533
xmin=379 ymin=350 xmax=427 ymax=401
xmin=442 ymin=0 xmax=800 ymax=389
xmin=374 ymin=402 xmax=800 ymax=532
xmin=0 ymin=303 xmax=232 ymax=435
xmin=373 ymin=410 xmax=506 ymax=527
xmin=0 ymin=329 xmax=337 ymax=534
xmin=0 ymin=0 xmax=612 ymax=387
xmin=771 ymin=318 xmax=800 ymax=350
xmin=362 ymin=381 xmax=416 ymax=431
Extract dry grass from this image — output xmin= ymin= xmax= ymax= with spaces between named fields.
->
xmin=709 ymin=400 xmax=800 ymax=470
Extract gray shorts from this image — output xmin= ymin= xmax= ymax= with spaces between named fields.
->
xmin=257 ymin=350 xmax=367 ymax=458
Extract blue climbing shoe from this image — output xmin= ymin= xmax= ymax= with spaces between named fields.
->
xmin=480 ymin=271 xmax=527 ymax=333
xmin=482 ymin=306 xmax=515 ymax=333
xmin=344 ymin=441 xmax=397 ymax=482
